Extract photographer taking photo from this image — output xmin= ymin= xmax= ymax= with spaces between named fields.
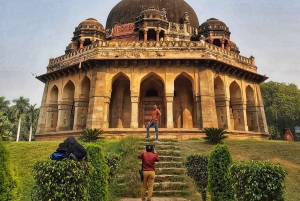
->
xmin=138 ymin=145 xmax=159 ymax=201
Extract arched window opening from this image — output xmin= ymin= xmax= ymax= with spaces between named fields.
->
xmin=146 ymin=88 xmax=158 ymax=97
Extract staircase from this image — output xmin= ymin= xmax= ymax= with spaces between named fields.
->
xmin=142 ymin=138 xmax=189 ymax=197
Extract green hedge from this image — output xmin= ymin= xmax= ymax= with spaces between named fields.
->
xmin=32 ymin=160 xmax=93 ymax=201
xmin=86 ymin=145 xmax=109 ymax=201
xmin=230 ymin=160 xmax=287 ymax=201
xmin=184 ymin=154 xmax=208 ymax=201
xmin=208 ymin=144 xmax=234 ymax=201
xmin=0 ymin=140 xmax=20 ymax=201
xmin=105 ymin=153 xmax=120 ymax=182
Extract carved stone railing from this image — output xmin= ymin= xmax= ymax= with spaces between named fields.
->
xmin=46 ymin=40 xmax=257 ymax=73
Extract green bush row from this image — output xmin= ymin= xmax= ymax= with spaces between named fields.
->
xmin=32 ymin=160 xmax=93 ymax=201
xmin=0 ymin=140 xmax=20 ymax=201
xmin=185 ymin=144 xmax=287 ymax=201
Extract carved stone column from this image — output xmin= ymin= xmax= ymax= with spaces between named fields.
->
xmin=57 ymin=101 xmax=73 ymax=131
xmin=215 ymin=97 xmax=231 ymax=129
xmin=156 ymin=30 xmax=160 ymax=41
xmin=117 ymin=103 xmax=123 ymax=128
xmin=73 ymin=41 xmax=78 ymax=51
xmin=73 ymin=99 xmax=89 ymax=130
xmin=144 ymin=30 xmax=147 ymax=42
xmin=45 ymin=104 xmax=58 ymax=132
xmin=246 ymin=106 xmax=260 ymax=132
xmin=194 ymin=95 xmax=201 ymax=128
xmin=79 ymin=39 xmax=84 ymax=49
xmin=131 ymin=94 xmax=139 ymax=128
xmin=166 ymin=96 xmax=174 ymax=128
xmin=220 ymin=38 xmax=225 ymax=49
xmin=164 ymin=34 xmax=168 ymax=41
xmin=208 ymin=37 xmax=214 ymax=44
xmin=103 ymin=96 xmax=110 ymax=129
xmin=231 ymin=101 xmax=248 ymax=131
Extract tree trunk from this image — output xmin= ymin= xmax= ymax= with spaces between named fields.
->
xmin=16 ymin=116 xmax=21 ymax=142
xmin=29 ymin=124 xmax=32 ymax=142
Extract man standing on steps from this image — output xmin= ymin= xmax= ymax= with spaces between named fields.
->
xmin=138 ymin=145 xmax=160 ymax=201
xmin=146 ymin=104 xmax=161 ymax=142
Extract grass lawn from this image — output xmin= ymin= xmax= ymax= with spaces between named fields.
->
xmin=5 ymin=138 xmax=300 ymax=201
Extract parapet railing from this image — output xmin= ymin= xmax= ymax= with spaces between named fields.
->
xmin=46 ymin=40 xmax=257 ymax=73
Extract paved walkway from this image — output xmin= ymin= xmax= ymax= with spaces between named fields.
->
xmin=119 ymin=197 xmax=188 ymax=201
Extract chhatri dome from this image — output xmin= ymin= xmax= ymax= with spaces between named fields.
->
xmin=106 ymin=0 xmax=199 ymax=29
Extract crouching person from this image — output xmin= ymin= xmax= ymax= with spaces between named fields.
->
xmin=138 ymin=145 xmax=159 ymax=201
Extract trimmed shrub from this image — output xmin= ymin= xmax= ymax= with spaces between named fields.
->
xmin=0 ymin=140 xmax=20 ymax=201
xmin=208 ymin=144 xmax=234 ymax=201
xmin=204 ymin=127 xmax=227 ymax=144
xmin=230 ymin=160 xmax=287 ymax=201
xmin=184 ymin=154 xmax=208 ymax=201
xmin=79 ymin=128 xmax=103 ymax=142
xmin=86 ymin=145 xmax=109 ymax=201
xmin=105 ymin=153 xmax=120 ymax=182
xmin=32 ymin=160 xmax=93 ymax=201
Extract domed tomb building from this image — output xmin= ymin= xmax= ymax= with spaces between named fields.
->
xmin=35 ymin=0 xmax=269 ymax=139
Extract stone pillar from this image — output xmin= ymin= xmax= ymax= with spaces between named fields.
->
xmin=194 ymin=95 xmax=201 ymax=128
xmin=215 ymin=98 xmax=231 ymax=129
xmin=57 ymin=101 xmax=73 ymax=131
xmin=164 ymin=34 xmax=167 ymax=41
xmin=199 ymin=67 xmax=218 ymax=128
xmin=225 ymin=43 xmax=230 ymax=51
xmin=209 ymin=37 xmax=214 ymax=44
xmin=117 ymin=103 xmax=123 ymax=128
xmin=79 ymin=39 xmax=84 ymax=49
xmin=73 ymin=41 xmax=78 ymax=51
xmin=220 ymin=38 xmax=225 ymax=49
xmin=246 ymin=106 xmax=260 ymax=132
xmin=231 ymin=101 xmax=248 ymax=131
xmin=73 ymin=99 xmax=89 ymax=130
xmin=45 ymin=104 xmax=58 ymax=132
xmin=36 ymin=81 xmax=49 ymax=134
xmin=144 ymin=30 xmax=147 ymax=42
xmin=156 ymin=30 xmax=160 ymax=41
xmin=131 ymin=94 xmax=139 ymax=128
xmin=166 ymin=96 xmax=174 ymax=128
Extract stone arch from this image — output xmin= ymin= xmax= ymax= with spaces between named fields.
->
xmin=246 ymin=85 xmax=258 ymax=131
xmin=214 ymin=76 xmax=226 ymax=128
xmin=62 ymin=80 xmax=75 ymax=100
xmin=174 ymin=72 xmax=195 ymax=93
xmin=109 ymin=73 xmax=131 ymax=128
xmin=80 ymin=76 xmax=91 ymax=98
xmin=229 ymin=81 xmax=244 ymax=130
xmin=139 ymin=73 xmax=165 ymax=128
xmin=49 ymin=85 xmax=59 ymax=103
xmin=173 ymin=74 xmax=194 ymax=128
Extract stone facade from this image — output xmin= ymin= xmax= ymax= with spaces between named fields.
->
xmin=36 ymin=0 xmax=269 ymax=139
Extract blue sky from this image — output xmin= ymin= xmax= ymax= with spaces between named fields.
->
xmin=0 ymin=0 xmax=299 ymax=105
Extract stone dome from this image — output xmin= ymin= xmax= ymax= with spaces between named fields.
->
xmin=106 ymin=0 xmax=199 ymax=29
xmin=199 ymin=18 xmax=229 ymax=32
xmin=76 ymin=18 xmax=105 ymax=32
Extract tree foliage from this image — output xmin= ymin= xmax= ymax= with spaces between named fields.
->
xmin=32 ymin=160 xmax=93 ymax=201
xmin=184 ymin=154 xmax=208 ymax=201
xmin=208 ymin=144 xmax=234 ymax=201
xmin=230 ymin=160 xmax=287 ymax=201
xmin=86 ymin=145 xmax=109 ymax=201
xmin=260 ymin=81 xmax=300 ymax=140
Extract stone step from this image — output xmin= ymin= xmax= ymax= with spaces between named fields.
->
xmin=155 ymin=175 xmax=185 ymax=182
xmin=157 ymin=150 xmax=181 ymax=156
xmin=156 ymin=162 xmax=183 ymax=168
xmin=154 ymin=182 xmax=189 ymax=191
xmin=156 ymin=168 xmax=185 ymax=175
xmin=153 ymin=190 xmax=189 ymax=197
xmin=139 ymin=144 xmax=180 ymax=150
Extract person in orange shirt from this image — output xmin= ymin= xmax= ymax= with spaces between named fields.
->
xmin=146 ymin=104 xmax=161 ymax=142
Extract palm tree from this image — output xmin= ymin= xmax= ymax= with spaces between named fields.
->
xmin=12 ymin=96 xmax=30 ymax=142
xmin=0 ymin=96 xmax=10 ymax=112
xmin=27 ymin=104 xmax=39 ymax=141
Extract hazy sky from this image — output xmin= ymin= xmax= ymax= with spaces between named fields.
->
xmin=0 ymin=0 xmax=299 ymax=106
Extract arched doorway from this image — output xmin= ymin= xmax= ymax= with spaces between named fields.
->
xmin=173 ymin=74 xmax=194 ymax=128
xmin=60 ymin=80 xmax=75 ymax=130
xmin=214 ymin=76 xmax=227 ymax=128
xmin=229 ymin=81 xmax=244 ymax=130
xmin=74 ymin=76 xmax=90 ymax=130
xmin=139 ymin=74 xmax=165 ymax=128
xmin=109 ymin=74 xmax=131 ymax=128
xmin=46 ymin=85 xmax=59 ymax=131
xmin=246 ymin=85 xmax=258 ymax=131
